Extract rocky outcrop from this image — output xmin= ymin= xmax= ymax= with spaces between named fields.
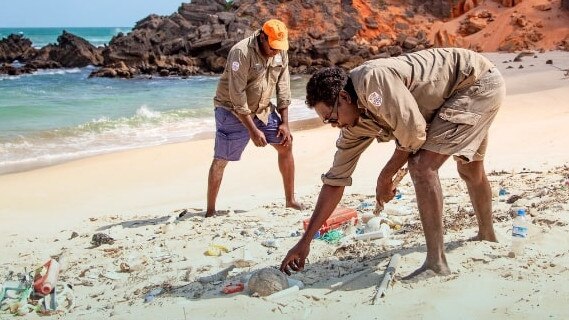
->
xmin=89 ymin=0 xmax=432 ymax=78
xmin=8 ymin=0 xmax=564 ymax=78
xmin=33 ymin=31 xmax=103 ymax=68
xmin=0 ymin=31 xmax=104 ymax=75
xmin=0 ymin=34 xmax=37 ymax=63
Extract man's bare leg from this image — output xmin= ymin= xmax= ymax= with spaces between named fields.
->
xmin=206 ymin=158 xmax=228 ymax=217
xmin=457 ymin=160 xmax=497 ymax=242
xmin=273 ymin=144 xmax=303 ymax=210
xmin=404 ymin=150 xmax=451 ymax=279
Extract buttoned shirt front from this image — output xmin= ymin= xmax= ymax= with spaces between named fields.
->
xmin=322 ymin=48 xmax=494 ymax=186
xmin=214 ymin=30 xmax=291 ymax=123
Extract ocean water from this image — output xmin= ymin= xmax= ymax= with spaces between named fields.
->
xmin=0 ymin=28 xmax=316 ymax=175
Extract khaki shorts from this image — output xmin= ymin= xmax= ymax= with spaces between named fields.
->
xmin=421 ymin=67 xmax=506 ymax=163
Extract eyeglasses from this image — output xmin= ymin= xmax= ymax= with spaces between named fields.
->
xmin=323 ymin=93 xmax=340 ymax=124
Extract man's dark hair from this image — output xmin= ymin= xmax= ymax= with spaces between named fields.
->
xmin=305 ymin=67 xmax=347 ymax=108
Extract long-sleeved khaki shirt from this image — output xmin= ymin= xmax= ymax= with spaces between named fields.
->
xmin=214 ymin=30 xmax=291 ymax=123
xmin=323 ymin=48 xmax=494 ymax=186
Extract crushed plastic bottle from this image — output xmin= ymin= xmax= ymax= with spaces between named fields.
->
xmin=509 ymin=209 xmax=529 ymax=258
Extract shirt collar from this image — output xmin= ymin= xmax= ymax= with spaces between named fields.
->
xmin=248 ymin=30 xmax=264 ymax=58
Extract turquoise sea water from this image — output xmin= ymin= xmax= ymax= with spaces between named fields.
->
xmin=0 ymin=28 xmax=314 ymax=175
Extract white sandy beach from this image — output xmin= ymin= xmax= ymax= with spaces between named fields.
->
xmin=1 ymin=51 xmax=568 ymax=319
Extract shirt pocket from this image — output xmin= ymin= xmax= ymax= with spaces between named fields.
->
xmin=248 ymin=62 xmax=265 ymax=83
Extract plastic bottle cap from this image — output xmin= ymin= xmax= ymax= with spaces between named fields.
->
xmin=517 ymin=209 xmax=526 ymax=216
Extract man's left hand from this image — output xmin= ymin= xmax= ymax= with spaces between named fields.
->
xmin=277 ymin=123 xmax=293 ymax=147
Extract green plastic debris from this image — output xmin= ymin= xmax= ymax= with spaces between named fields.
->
xmin=319 ymin=229 xmax=343 ymax=244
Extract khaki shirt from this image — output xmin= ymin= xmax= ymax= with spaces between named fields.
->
xmin=214 ymin=30 xmax=291 ymax=123
xmin=323 ymin=48 xmax=494 ymax=186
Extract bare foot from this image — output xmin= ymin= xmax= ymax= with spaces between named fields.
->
xmin=401 ymin=263 xmax=451 ymax=282
xmin=468 ymin=232 xmax=498 ymax=242
xmin=205 ymin=209 xmax=231 ymax=218
xmin=286 ymin=200 xmax=305 ymax=210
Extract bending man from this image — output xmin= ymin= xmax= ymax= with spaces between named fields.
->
xmin=280 ymin=48 xmax=505 ymax=278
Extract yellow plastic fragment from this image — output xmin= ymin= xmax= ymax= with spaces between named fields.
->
xmin=204 ymin=244 xmax=230 ymax=256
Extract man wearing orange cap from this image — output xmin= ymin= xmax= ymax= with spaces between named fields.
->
xmin=206 ymin=19 xmax=303 ymax=217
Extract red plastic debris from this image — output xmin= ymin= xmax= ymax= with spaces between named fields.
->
xmin=222 ymin=283 xmax=245 ymax=294
xmin=303 ymin=206 xmax=358 ymax=234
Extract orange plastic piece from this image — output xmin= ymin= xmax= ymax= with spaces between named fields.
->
xmin=303 ymin=206 xmax=358 ymax=234
xmin=33 ymin=259 xmax=60 ymax=295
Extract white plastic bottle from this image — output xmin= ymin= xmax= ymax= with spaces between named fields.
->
xmin=510 ymin=209 xmax=529 ymax=257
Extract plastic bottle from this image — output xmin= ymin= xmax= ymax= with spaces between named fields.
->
xmin=510 ymin=209 xmax=529 ymax=257
xmin=354 ymin=223 xmax=390 ymax=241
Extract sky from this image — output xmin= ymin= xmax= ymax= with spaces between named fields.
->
xmin=0 ymin=0 xmax=187 ymax=27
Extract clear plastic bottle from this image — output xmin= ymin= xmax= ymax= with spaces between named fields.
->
xmin=509 ymin=209 xmax=529 ymax=257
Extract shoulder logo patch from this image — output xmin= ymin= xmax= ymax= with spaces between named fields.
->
xmin=231 ymin=61 xmax=240 ymax=72
xmin=368 ymin=91 xmax=383 ymax=107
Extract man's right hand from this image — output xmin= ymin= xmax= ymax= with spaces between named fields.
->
xmin=250 ymin=128 xmax=268 ymax=147
xmin=280 ymin=241 xmax=310 ymax=275
xmin=376 ymin=174 xmax=396 ymax=206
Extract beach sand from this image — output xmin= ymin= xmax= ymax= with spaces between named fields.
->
xmin=1 ymin=51 xmax=568 ymax=319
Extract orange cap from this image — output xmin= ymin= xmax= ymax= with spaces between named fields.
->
xmin=262 ymin=19 xmax=288 ymax=51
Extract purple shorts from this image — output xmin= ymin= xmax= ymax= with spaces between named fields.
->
xmin=214 ymin=107 xmax=283 ymax=161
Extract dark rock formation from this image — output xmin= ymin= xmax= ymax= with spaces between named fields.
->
xmin=90 ymin=0 xmax=432 ymax=78
xmin=33 ymin=31 xmax=103 ymax=68
xmin=0 ymin=34 xmax=37 ymax=63
xmin=1 ymin=31 xmax=103 ymax=75
xmin=2 ymin=0 xmax=567 ymax=78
